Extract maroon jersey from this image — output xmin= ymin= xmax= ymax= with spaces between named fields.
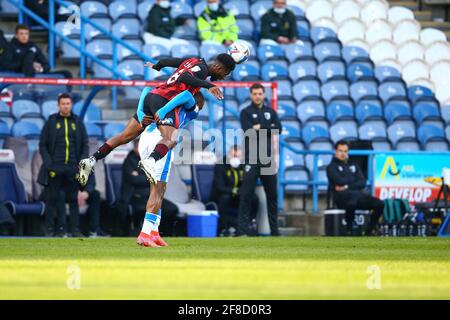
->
xmin=151 ymin=58 xmax=209 ymax=100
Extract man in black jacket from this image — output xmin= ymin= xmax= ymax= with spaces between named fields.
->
xmin=0 ymin=30 xmax=13 ymax=72
xmin=260 ymin=0 xmax=299 ymax=45
xmin=238 ymin=83 xmax=282 ymax=236
xmin=326 ymin=140 xmax=383 ymax=236
xmin=211 ymin=145 xmax=258 ymax=236
xmin=38 ymin=93 xmax=89 ymax=237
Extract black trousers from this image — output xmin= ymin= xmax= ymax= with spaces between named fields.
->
xmin=238 ymin=164 xmax=279 ymax=236
xmin=86 ymin=190 xmax=101 ymax=232
xmin=218 ymin=193 xmax=258 ymax=231
xmin=44 ymin=164 xmax=80 ymax=233
xmin=335 ymin=191 xmax=384 ymax=232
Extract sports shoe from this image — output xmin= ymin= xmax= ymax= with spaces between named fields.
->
xmin=149 ymin=231 xmax=168 ymax=247
xmin=138 ymin=158 xmax=157 ymax=184
xmin=78 ymin=156 xmax=96 ymax=187
xmin=136 ymin=232 xmax=159 ymax=247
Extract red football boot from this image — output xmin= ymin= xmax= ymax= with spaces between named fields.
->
xmin=136 ymin=232 xmax=159 ymax=247
xmin=150 ymin=231 xmax=169 ymax=247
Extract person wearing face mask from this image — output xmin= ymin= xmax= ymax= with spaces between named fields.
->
xmin=197 ymin=0 xmax=239 ymax=47
xmin=260 ymin=0 xmax=299 ymax=46
xmin=210 ymin=146 xmax=258 ymax=236
xmin=326 ymin=140 xmax=383 ymax=236
xmin=144 ymin=0 xmax=189 ymax=49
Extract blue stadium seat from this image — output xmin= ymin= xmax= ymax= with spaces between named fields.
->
xmin=171 ymin=1 xmax=195 ymax=19
xmin=54 ymin=21 xmax=80 ymax=47
xmin=232 ymin=63 xmax=260 ymax=81
xmin=277 ymin=80 xmax=293 ymax=100
xmin=293 ymin=80 xmax=321 ymax=103
xmin=417 ymin=124 xmax=447 ymax=145
xmin=329 ymin=121 xmax=358 ymax=143
xmin=261 ymin=63 xmax=289 ymax=81
xmin=302 ymin=124 xmax=330 ymax=145
xmin=446 ymin=125 xmax=450 ymax=142
xmin=0 ymin=116 xmax=14 ymax=131
xmin=41 ymin=100 xmax=58 ymax=119
xmin=284 ymin=41 xmax=313 ymax=63
xmin=191 ymin=165 xmax=216 ymax=205
xmin=84 ymin=18 xmax=111 ymax=42
xmin=347 ymin=63 xmax=375 ymax=83
xmin=112 ymin=18 xmax=140 ymax=39
xmin=284 ymin=143 xmax=305 ymax=168
xmin=313 ymin=41 xmax=341 ymax=63
xmin=0 ymin=0 xmax=19 ymax=14
xmin=92 ymin=59 xmax=113 ymax=78
xmin=284 ymin=167 xmax=310 ymax=193
xmin=395 ymin=140 xmax=421 ymax=151
xmin=317 ymin=61 xmax=346 ymax=83
xmin=327 ymin=101 xmax=354 ymax=124
xmin=61 ymin=36 xmax=81 ymax=61
xmin=296 ymin=100 xmax=326 ymax=123
xmin=375 ymin=66 xmax=402 ymax=83
xmin=104 ymin=123 xmax=127 ymax=139
xmin=86 ymin=40 xmax=113 ymax=65
xmin=384 ymin=101 xmax=412 ymax=124
xmin=305 ymin=142 xmax=333 ymax=174
xmin=0 ymin=101 xmax=10 ymax=116
xmin=408 ymin=86 xmax=435 ymax=103
xmin=11 ymin=120 xmax=41 ymax=138
xmin=321 ymin=80 xmax=349 ymax=103
xmin=289 ymin=5 xmax=305 ymax=19
xmin=257 ymin=44 xmax=285 ymax=63
xmin=281 ymin=121 xmax=301 ymax=141
xmin=388 ymin=121 xmax=416 ymax=146
xmin=413 ymin=101 xmax=441 ymax=124
xmin=117 ymin=39 xmax=143 ymax=61
xmin=224 ymin=1 xmax=251 ymax=18
xmin=138 ymin=0 xmax=154 ymax=21
xmin=85 ymin=122 xmax=103 ymax=139
xmin=277 ymin=101 xmax=297 ymax=120
xmin=236 ymin=18 xmax=255 ymax=40
xmin=142 ymin=43 xmax=170 ymax=60
xmin=171 ymin=43 xmax=200 ymax=58
xmin=310 ymin=27 xmax=338 ymax=44
xmin=117 ymin=60 xmax=144 ymax=78
xmin=81 ymin=1 xmax=109 ymax=18
xmin=173 ymin=18 xmax=198 ymax=40
xmin=73 ymin=101 xmax=102 ymax=122
xmin=442 ymin=105 xmax=450 ymax=125
xmin=342 ymin=46 xmax=371 ymax=64
xmin=350 ymin=80 xmax=378 ymax=103
xmin=0 ymin=121 xmax=10 ymax=147
xmin=200 ymin=43 xmax=224 ymax=62
xmin=289 ymin=60 xmax=317 ymax=82
xmin=378 ymin=81 xmax=407 ymax=104
xmin=250 ymin=0 xmax=272 ymax=21
xmin=297 ymin=20 xmax=310 ymax=39
xmin=358 ymin=120 xmax=388 ymax=141
xmin=355 ymin=100 xmax=383 ymax=124
xmin=12 ymin=100 xmax=41 ymax=120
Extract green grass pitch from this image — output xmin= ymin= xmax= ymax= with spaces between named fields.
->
xmin=0 ymin=237 xmax=449 ymax=299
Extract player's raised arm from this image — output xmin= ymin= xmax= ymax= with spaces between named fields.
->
xmin=178 ymin=67 xmax=224 ymax=100
xmin=145 ymin=58 xmax=186 ymax=71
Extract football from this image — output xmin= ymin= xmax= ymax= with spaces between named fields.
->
xmin=227 ymin=41 xmax=250 ymax=64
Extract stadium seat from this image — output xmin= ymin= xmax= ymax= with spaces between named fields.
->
xmin=370 ymin=40 xmax=397 ymax=64
xmin=397 ymin=41 xmax=425 ymax=67
xmin=112 ymin=18 xmax=140 ymax=39
xmin=374 ymin=66 xmax=402 ymax=83
xmin=297 ymin=20 xmax=310 ymax=39
xmin=360 ymin=0 xmax=388 ymax=26
xmin=302 ymin=124 xmax=330 ymax=146
xmin=413 ymin=101 xmax=441 ymax=124
xmin=393 ymin=19 xmax=421 ymax=45
xmin=92 ymin=59 xmax=113 ymax=79
xmin=61 ymin=36 xmax=81 ymax=62
xmin=284 ymin=42 xmax=313 ymax=63
xmin=425 ymin=41 xmax=450 ymax=65
xmin=408 ymin=86 xmax=435 ymax=104
xmin=200 ymin=43 xmax=224 ymax=62
xmin=388 ymin=6 xmax=415 ymax=25
xmin=402 ymin=60 xmax=430 ymax=84
xmin=337 ymin=18 xmax=365 ymax=45
xmin=284 ymin=143 xmax=305 ymax=168
xmin=342 ymin=46 xmax=371 ymax=65
xmin=388 ymin=121 xmax=417 ymax=146
xmin=232 ymin=64 xmax=260 ymax=81
xmin=329 ymin=120 xmax=358 ymax=143
xmin=0 ymin=0 xmax=19 ymax=14
xmin=347 ymin=63 xmax=374 ymax=83
xmin=284 ymin=167 xmax=310 ymax=193
xmin=138 ymin=0 xmax=154 ymax=21
xmin=73 ymin=101 xmax=102 ymax=122
xmin=85 ymin=122 xmax=103 ymax=139
xmin=293 ymin=80 xmax=322 ymax=103
xmin=321 ymin=80 xmax=349 ymax=103
xmin=333 ymin=1 xmax=361 ymax=24
xmin=236 ymin=18 xmax=254 ymax=40
xmin=384 ymin=101 xmax=412 ymax=124
xmin=261 ymin=63 xmax=289 ymax=81
xmin=142 ymin=43 xmax=170 ymax=59
xmin=313 ymin=41 xmax=341 ymax=63
xmin=0 ymin=121 xmax=10 ymax=148
xmin=446 ymin=125 xmax=450 ymax=141
xmin=172 ymin=18 xmax=198 ymax=40
xmin=117 ymin=40 xmax=143 ymax=61
xmin=104 ymin=123 xmax=127 ymax=140
xmin=257 ymin=44 xmax=285 ymax=63
xmin=81 ymin=1 xmax=109 ymax=18
xmin=417 ymin=124 xmax=446 ymax=146
xmin=327 ymin=101 xmax=354 ymax=124
xmin=277 ymin=101 xmax=297 ymax=120
xmin=191 ymin=164 xmax=218 ymax=208
xmin=442 ymin=105 xmax=450 ymax=125
xmin=378 ymin=81 xmax=407 ymax=104
xmin=12 ymin=100 xmax=41 ymax=120
xmin=289 ymin=60 xmax=317 ymax=82
xmin=85 ymin=19 xmax=111 ymax=42
xmin=0 ymin=101 xmax=10 ymax=117
xmin=277 ymin=81 xmax=293 ymax=100
xmin=358 ymin=120 xmax=388 ymax=141
xmin=11 ymin=120 xmax=41 ymax=138
xmin=117 ymin=60 xmax=144 ymax=78
xmin=317 ymin=61 xmax=346 ymax=83
xmin=171 ymin=1 xmax=195 ymax=19
xmin=355 ymin=100 xmax=383 ymax=124
xmin=310 ymin=26 xmax=338 ymax=44
xmin=281 ymin=121 xmax=301 ymax=141
xmin=86 ymin=40 xmax=113 ymax=64
xmin=171 ymin=43 xmax=200 ymax=59
xmin=250 ymin=0 xmax=272 ymax=21
xmin=365 ymin=19 xmax=392 ymax=45
xmin=296 ymin=100 xmax=326 ymax=124
xmin=41 ymin=100 xmax=58 ymax=120
xmin=420 ymin=28 xmax=447 ymax=47
xmin=306 ymin=0 xmax=333 ymax=24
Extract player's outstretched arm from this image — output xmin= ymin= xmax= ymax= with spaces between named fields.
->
xmin=178 ymin=73 xmax=223 ymax=100
xmin=145 ymin=58 xmax=186 ymax=71
xmin=155 ymin=91 xmax=196 ymax=120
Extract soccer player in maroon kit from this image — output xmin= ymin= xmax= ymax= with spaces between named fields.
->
xmin=78 ymin=54 xmax=236 ymax=186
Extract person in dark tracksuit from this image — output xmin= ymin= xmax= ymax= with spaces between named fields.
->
xmin=211 ymin=145 xmax=258 ymax=236
xmin=326 ymin=140 xmax=383 ymax=236
xmin=38 ymin=93 xmax=89 ymax=237
xmin=238 ymin=83 xmax=282 ymax=236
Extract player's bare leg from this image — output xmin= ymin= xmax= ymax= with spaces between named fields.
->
xmin=139 ymin=125 xmax=178 ymax=184
xmin=137 ymin=181 xmax=169 ymax=247
xmin=78 ymin=117 xmax=144 ymax=186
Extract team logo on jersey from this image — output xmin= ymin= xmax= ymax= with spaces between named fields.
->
xmin=252 ymin=114 xmax=257 ymax=118
xmin=190 ymin=66 xmax=201 ymax=72
xmin=56 ymin=122 xmax=61 ymax=129
xmin=245 ymin=165 xmax=251 ymax=172
xmin=264 ymin=112 xmax=271 ymax=120
xmin=350 ymin=165 xmax=356 ymax=173
xmin=160 ymin=117 xmax=174 ymax=126
xmin=71 ymin=122 xmax=76 ymax=131
xmin=338 ymin=166 xmax=343 ymax=172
